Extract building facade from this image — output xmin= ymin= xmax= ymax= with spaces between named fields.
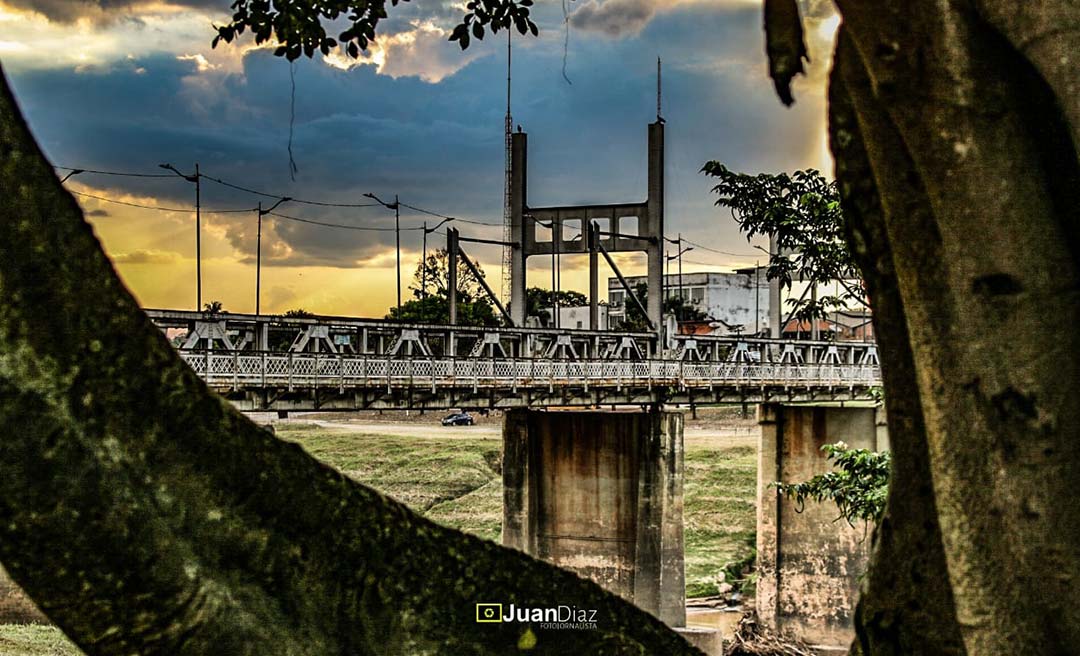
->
xmin=607 ymin=271 xmax=770 ymax=334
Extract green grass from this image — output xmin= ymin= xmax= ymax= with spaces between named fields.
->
xmin=0 ymin=624 xmax=81 ymax=656
xmin=684 ymin=445 xmax=758 ymax=597
xmin=0 ymin=422 xmax=757 ymax=651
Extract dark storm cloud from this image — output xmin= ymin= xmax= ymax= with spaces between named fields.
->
xmin=8 ymin=1 xmax=824 ymax=270
xmin=569 ymin=0 xmax=659 ymax=38
xmin=8 ymin=0 xmax=223 ymax=22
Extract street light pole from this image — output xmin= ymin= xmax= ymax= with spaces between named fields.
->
xmin=422 ymin=217 xmax=455 ymax=300
xmin=395 ymin=194 xmax=401 ymax=312
xmin=365 ymin=192 xmax=403 ymax=316
xmin=257 ymin=202 xmax=261 ymax=316
xmin=160 ymin=163 xmax=201 ymax=310
xmin=255 ymin=197 xmax=291 ymax=315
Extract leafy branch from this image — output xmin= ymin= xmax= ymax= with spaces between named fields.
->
xmin=702 ymin=163 xmax=868 ymax=326
xmin=212 ymin=0 xmax=542 ymax=61
xmin=774 ymin=442 xmax=890 ymax=525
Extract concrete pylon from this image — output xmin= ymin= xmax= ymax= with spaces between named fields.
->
xmin=756 ymin=403 xmax=889 ymax=647
xmin=503 ymin=409 xmax=685 ymax=626
xmin=508 ymin=122 xmax=665 ymax=333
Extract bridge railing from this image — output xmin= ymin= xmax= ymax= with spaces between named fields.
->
xmin=180 ymin=351 xmax=882 ymax=389
xmin=148 ymin=308 xmax=880 ymax=367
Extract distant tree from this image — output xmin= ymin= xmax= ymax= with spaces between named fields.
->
xmin=525 ymin=287 xmax=587 ymax=325
xmin=386 ymin=250 xmax=498 ymax=326
xmin=385 ymin=294 xmax=497 ymax=327
xmin=701 ymin=165 xmax=867 ymax=325
xmin=202 ymin=300 xmax=225 ymax=315
xmin=283 ymin=308 xmax=314 ymax=319
xmin=410 ymin=249 xmax=488 ymax=302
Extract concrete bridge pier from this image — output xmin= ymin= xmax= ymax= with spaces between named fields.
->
xmin=756 ymin=403 xmax=888 ymax=648
xmin=502 ymin=409 xmax=686 ymax=627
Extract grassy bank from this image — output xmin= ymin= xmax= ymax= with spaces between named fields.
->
xmin=0 ymin=419 xmax=756 ymax=653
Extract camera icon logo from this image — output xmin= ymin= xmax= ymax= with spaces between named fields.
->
xmin=476 ymin=603 xmax=502 ymax=623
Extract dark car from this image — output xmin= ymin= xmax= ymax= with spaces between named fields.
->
xmin=441 ymin=412 xmax=475 ymax=426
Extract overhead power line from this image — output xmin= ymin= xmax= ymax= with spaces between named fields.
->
xmin=680 ymin=237 xmax=760 ymax=258
xmin=267 ymin=211 xmax=424 ymax=233
xmin=70 ymin=190 xmax=254 ymax=214
xmin=199 ymin=173 xmax=380 ymax=208
xmin=55 ymin=166 xmax=175 ymax=179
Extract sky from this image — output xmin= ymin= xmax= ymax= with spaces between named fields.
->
xmin=0 ymin=0 xmax=839 ymax=318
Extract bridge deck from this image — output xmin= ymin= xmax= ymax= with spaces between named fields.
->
xmin=150 ymin=309 xmax=882 ymax=410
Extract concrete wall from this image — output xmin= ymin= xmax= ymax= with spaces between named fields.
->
xmin=503 ymin=409 xmax=685 ymax=626
xmin=756 ymin=404 xmax=887 ymax=648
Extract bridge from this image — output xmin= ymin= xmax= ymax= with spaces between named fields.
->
xmin=148 ymin=309 xmax=880 ymax=411
xmin=144 ymin=119 xmax=880 ymax=647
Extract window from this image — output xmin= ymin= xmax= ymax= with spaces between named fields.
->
xmin=690 ymin=287 xmax=705 ymax=304
xmin=562 ymin=218 xmax=582 ymax=243
xmin=610 ymin=291 xmax=624 ymax=306
xmin=618 ymin=216 xmax=638 ymax=237
xmin=533 ymin=220 xmax=552 ymax=243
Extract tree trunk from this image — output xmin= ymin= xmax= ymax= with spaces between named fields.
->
xmin=0 ymin=65 xmax=700 ymax=656
xmin=825 ymin=2 xmax=1080 ymax=653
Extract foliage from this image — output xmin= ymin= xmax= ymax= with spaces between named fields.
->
xmin=619 ymin=283 xmax=709 ymax=331
xmin=702 ymin=164 xmax=867 ymax=324
xmin=774 ymin=442 xmax=890 ymax=525
xmin=525 ymin=287 xmax=587 ymax=325
xmin=381 ymin=249 xmax=498 ymax=325
xmin=283 ymin=308 xmax=314 ymax=318
xmin=212 ymin=0 xmax=543 ymax=61
xmin=385 ymin=294 xmax=497 ymax=327
xmin=410 ymin=248 xmax=487 ymax=302
xmin=202 ymin=300 xmax=225 ymax=315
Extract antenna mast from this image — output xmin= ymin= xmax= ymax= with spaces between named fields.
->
xmin=501 ymin=28 xmax=514 ymax=305
xmin=657 ymin=56 xmax=662 ymax=120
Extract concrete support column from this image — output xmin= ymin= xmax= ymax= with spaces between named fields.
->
xmin=448 ymin=228 xmax=459 ymax=326
xmin=756 ymin=403 xmax=887 ymax=648
xmin=646 ymin=122 xmax=665 ymax=334
xmin=503 ymin=409 xmax=685 ymax=626
xmin=589 ymin=222 xmax=599 ymax=331
xmin=510 ymin=132 xmax=528 ymax=327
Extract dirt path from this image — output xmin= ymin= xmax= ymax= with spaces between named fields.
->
xmin=272 ymin=417 xmax=758 ymax=447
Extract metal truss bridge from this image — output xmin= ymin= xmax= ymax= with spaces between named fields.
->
xmin=148 ymin=309 xmax=881 ymax=411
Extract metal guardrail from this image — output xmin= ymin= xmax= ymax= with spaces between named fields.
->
xmin=180 ymin=351 xmax=882 ymax=390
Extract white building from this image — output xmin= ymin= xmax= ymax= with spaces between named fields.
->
xmin=539 ymin=305 xmax=611 ymax=331
xmin=607 ymin=271 xmax=770 ymax=333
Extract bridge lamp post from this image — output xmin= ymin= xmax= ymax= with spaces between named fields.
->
xmin=160 ymin=163 xmax=201 ymax=310
xmin=255 ymin=197 xmax=292 ymax=316
xmin=422 ymin=217 xmax=455 ymax=300
xmin=364 ymin=192 xmax=402 ymax=316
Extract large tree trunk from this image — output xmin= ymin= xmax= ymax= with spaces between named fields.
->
xmin=0 ymin=65 xmax=700 ymax=656
xmin=823 ymin=2 xmax=1080 ymax=654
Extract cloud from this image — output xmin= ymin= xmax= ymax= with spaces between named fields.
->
xmin=86 ymin=208 xmax=110 ymax=216
xmin=8 ymin=0 xmax=829 ymax=313
xmin=569 ymin=0 xmax=759 ymax=38
xmin=1 ymin=0 xmax=221 ymax=24
xmin=569 ymin=0 xmax=659 ymax=38
xmin=111 ymin=248 xmax=183 ymax=264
